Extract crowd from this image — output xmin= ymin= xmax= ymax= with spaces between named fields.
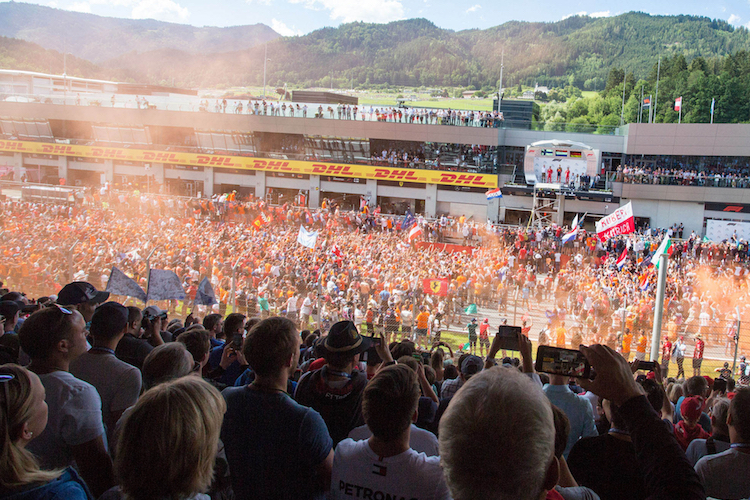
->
xmin=0 ymin=278 xmax=747 ymax=500
xmin=2 ymin=194 xmax=750 ymax=498
xmin=613 ymin=164 xmax=750 ymax=188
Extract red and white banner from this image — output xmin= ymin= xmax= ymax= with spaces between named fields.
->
xmin=595 ymin=202 xmax=634 ymax=241
xmin=674 ymin=97 xmax=682 ymax=112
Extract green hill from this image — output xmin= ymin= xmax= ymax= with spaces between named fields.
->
xmin=98 ymin=13 xmax=750 ymax=90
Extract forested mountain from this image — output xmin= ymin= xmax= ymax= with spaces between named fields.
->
xmin=96 ymin=13 xmax=750 ymax=90
xmin=2 ymin=5 xmax=750 ymax=126
xmin=0 ymin=2 xmax=279 ymax=63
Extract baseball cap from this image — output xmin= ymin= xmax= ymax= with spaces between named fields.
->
xmin=0 ymin=300 xmax=21 ymax=319
xmin=320 ymin=320 xmax=371 ymax=358
xmin=680 ymin=396 xmax=704 ymax=422
xmin=57 ymin=282 xmax=109 ymax=306
xmin=461 ymin=355 xmax=483 ymax=377
xmin=143 ymin=305 xmax=168 ymax=320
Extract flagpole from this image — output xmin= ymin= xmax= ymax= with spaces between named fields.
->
xmin=650 ymin=252 xmax=668 ymax=362
xmin=68 ymin=240 xmax=79 ymax=283
xmin=653 ymin=57 xmax=661 ymax=121
xmin=145 ymin=246 xmax=158 ymax=306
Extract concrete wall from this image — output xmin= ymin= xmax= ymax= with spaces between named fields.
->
xmin=625 ymin=123 xmax=750 ymax=157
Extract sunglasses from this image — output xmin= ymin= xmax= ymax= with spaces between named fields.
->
xmin=0 ymin=373 xmax=15 ymax=416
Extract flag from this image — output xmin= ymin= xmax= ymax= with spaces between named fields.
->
xmin=562 ymin=228 xmax=578 ymax=245
xmin=674 ymin=97 xmax=682 ymax=112
xmin=571 ymin=214 xmax=579 ymax=229
xmin=652 ymin=236 xmax=673 ymax=269
xmin=485 ymin=188 xmax=503 ymax=200
xmin=616 ymin=248 xmax=628 ymax=270
xmin=464 ymin=303 xmax=478 ymax=315
xmin=105 ymin=266 xmax=147 ymax=302
xmin=330 ymin=244 xmax=342 ymax=258
xmin=297 ymin=226 xmax=318 ymax=249
xmin=595 ymin=202 xmax=635 ymax=242
xmin=194 ymin=277 xmax=217 ymax=306
xmin=642 ymin=97 xmax=651 ymax=108
xmin=147 ymin=269 xmax=186 ymax=301
xmin=423 ymin=278 xmax=449 ymax=296
xmin=639 ymin=274 xmax=650 ymax=292
xmin=402 ymin=211 xmax=416 ymax=231
xmin=408 ymin=225 xmax=423 ymax=242
xmin=252 ymin=212 xmax=271 ymax=229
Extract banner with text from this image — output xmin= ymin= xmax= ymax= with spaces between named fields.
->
xmin=0 ymin=140 xmax=498 ymax=189
xmin=595 ymin=202 xmax=635 ymax=241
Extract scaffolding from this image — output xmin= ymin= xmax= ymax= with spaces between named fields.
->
xmin=528 ymin=183 xmax=562 ymax=229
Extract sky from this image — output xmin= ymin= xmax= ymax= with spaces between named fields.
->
xmin=12 ymin=0 xmax=750 ymax=35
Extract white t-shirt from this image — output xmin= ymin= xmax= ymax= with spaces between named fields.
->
xmin=27 ymin=371 xmax=105 ymax=469
xmin=330 ymin=439 xmax=451 ymax=500
xmin=347 ymin=424 xmax=439 ymax=457
xmin=300 ymin=297 xmax=313 ymax=315
xmin=400 ymin=310 xmax=413 ymax=327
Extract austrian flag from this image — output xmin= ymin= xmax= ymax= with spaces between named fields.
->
xmin=408 ymin=225 xmax=423 ymax=242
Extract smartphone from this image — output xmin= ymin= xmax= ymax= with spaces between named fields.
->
xmin=231 ymin=334 xmax=244 ymax=350
xmin=638 ymin=361 xmax=658 ymax=372
xmin=714 ymin=378 xmax=727 ymax=394
xmin=491 ymin=325 xmax=521 ymax=354
xmin=535 ymin=345 xmax=591 ymax=378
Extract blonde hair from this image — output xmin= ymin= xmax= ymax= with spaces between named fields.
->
xmin=0 ymin=364 xmax=62 ymax=489
xmin=115 ymin=377 xmax=226 ymax=500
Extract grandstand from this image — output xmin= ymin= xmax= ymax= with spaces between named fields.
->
xmin=3 ymin=71 xmax=750 ymax=233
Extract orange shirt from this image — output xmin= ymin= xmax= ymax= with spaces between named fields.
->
xmin=416 ymin=312 xmax=430 ymax=329
xmin=622 ymin=334 xmax=633 ymax=353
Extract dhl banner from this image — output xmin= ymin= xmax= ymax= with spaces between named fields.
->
xmin=0 ymin=140 xmax=498 ymax=189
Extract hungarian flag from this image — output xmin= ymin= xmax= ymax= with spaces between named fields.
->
xmin=652 ymin=236 xmax=673 ymax=269
xmin=408 ymin=225 xmax=423 ymax=242
xmin=252 ymin=212 xmax=271 ymax=229
xmin=423 ymin=278 xmax=449 ymax=296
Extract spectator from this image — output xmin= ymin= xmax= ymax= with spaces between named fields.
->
xmin=222 ymin=316 xmax=333 ymax=499
xmin=695 ymin=388 xmax=750 ymax=499
xmin=0 ymin=300 xmax=22 ymax=363
xmin=208 ymin=312 xmax=246 ymax=386
xmin=55 ymin=282 xmax=109 ymax=323
xmin=543 ymin=374 xmax=598 ymax=458
xmin=675 ymin=376 xmax=711 ymax=432
xmin=549 ymin=404 xmax=601 ymax=500
xmin=141 ymin=342 xmax=195 ymax=391
xmin=439 ymin=345 xmax=705 ymax=500
xmin=686 ymin=397 xmax=731 ymax=466
xmin=202 ymin=313 xmax=224 ymax=348
xmin=295 ymin=320 xmax=371 ymax=445
xmin=567 ymin=398 xmax=646 ymax=500
xmin=18 ymin=306 xmax=115 ymax=497
xmin=176 ymin=328 xmax=212 ymax=373
xmin=0 ymin=364 xmax=92 ymax=499
xmin=331 ymin=364 xmax=450 ymax=500
xmin=440 ymin=354 xmax=482 ymax=400
xmin=109 ymin=377 xmax=225 ymax=500
xmin=114 ymin=307 xmax=152 ymax=370
xmin=70 ymin=302 xmax=141 ymax=447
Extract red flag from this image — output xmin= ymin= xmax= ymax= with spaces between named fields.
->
xmin=423 ymin=278 xmax=449 ymax=296
xmin=408 ymin=225 xmax=423 ymax=242
xmin=252 ymin=212 xmax=271 ymax=229
xmin=674 ymin=97 xmax=682 ymax=112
